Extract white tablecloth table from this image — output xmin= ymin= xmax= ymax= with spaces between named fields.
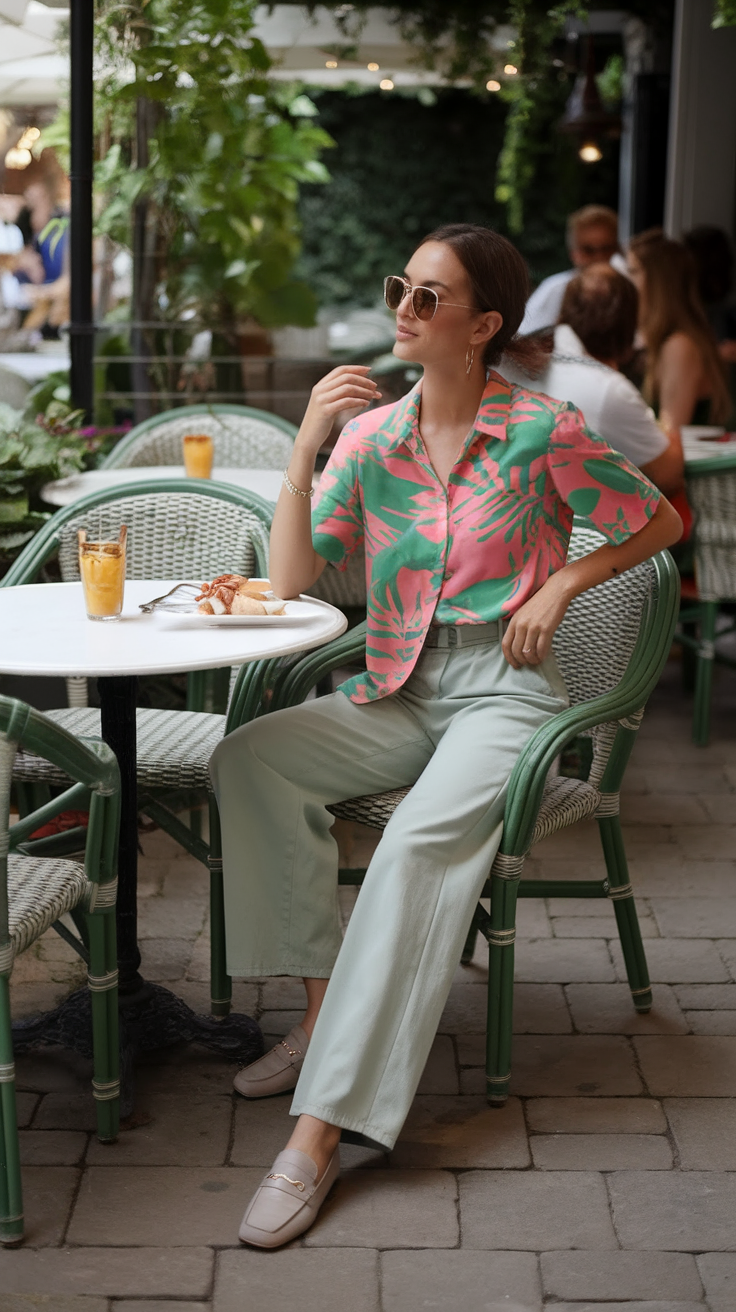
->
xmin=41 ymin=467 xmax=299 ymax=508
xmin=1 ymin=579 xmax=346 ymax=1064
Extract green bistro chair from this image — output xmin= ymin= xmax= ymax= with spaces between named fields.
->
xmin=2 ymin=480 xmax=274 ymax=1018
xmin=102 ymin=403 xmax=297 ymax=469
xmin=676 ymin=450 xmax=736 ymax=746
xmin=240 ymin=527 xmax=680 ymax=1105
xmin=0 ymin=695 xmax=120 ymax=1246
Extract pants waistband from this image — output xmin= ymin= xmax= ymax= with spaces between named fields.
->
xmin=424 ymin=620 xmax=506 ymax=649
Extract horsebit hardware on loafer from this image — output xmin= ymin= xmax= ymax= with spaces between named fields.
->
xmin=267 ymin=1173 xmax=305 ymax=1190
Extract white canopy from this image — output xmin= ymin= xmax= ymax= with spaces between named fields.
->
xmin=0 ymin=0 xmax=67 ymax=106
xmin=0 ymin=3 xmax=516 ymax=110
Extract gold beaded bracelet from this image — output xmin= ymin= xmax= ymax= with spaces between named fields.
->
xmin=283 ymin=468 xmax=314 ymax=499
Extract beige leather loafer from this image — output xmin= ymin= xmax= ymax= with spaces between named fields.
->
xmin=238 ymin=1146 xmax=340 ymax=1248
xmin=233 ymin=1024 xmax=309 ymax=1098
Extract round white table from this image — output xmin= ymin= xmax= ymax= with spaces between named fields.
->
xmin=1 ymin=579 xmax=346 ymax=1069
xmin=40 ymin=467 xmax=309 ymax=508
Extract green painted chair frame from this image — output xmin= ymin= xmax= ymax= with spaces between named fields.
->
xmin=0 ymin=695 xmax=120 ymax=1245
xmin=676 ymin=452 xmax=736 ymax=745
xmin=2 ymin=479 xmax=274 ymax=1018
xmin=102 ymin=403 xmax=297 ymax=469
xmin=235 ymin=532 xmax=680 ymax=1105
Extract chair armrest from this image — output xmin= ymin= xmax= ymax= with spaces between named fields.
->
xmin=272 ymin=622 xmax=367 ymax=711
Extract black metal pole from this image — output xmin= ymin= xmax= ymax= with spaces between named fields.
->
xmin=69 ymin=0 xmax=94 ymax=422
xmin=98 ymin=675 xmax=142 ymax=994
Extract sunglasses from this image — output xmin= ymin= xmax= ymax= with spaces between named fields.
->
xmin=383 ymin=275 xmax=474 ymax=321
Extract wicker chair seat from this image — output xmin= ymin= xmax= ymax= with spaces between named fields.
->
xmin=13 ymin=708 xmax=224 ymax=792
xmin=105 ymin=413 xmax=295 ymax=470
xmin=7 ymin=853 xmax=87 ymax=962
xmin=328 ymin=773 xmax=600 ymax=849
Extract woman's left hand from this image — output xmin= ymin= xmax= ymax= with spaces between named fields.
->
xmin=502 ymin=575 xmax=571 ymax=669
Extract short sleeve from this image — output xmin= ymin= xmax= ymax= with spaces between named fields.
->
xmin=549 ymin=403 xmax=661 ymax=544
xmin=311 ymin=419 xmax=365 ymax=571
xmin=598 ymin=376 xmax=669 ymax=467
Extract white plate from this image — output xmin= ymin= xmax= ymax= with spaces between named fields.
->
xmin=175 ymin=599 xmax=317 ymax=627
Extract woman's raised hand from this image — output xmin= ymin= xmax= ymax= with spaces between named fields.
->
xmin=297 ymin=365 xmax=382 ymax=452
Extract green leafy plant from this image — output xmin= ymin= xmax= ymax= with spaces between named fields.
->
xmin=0 ymin=401 xmax=89 ymax=566
xmin=92 ymin=0 xmax=333 ymax=331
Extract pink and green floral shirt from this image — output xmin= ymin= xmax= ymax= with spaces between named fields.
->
xmin=312 ymin=370 xmax=660 ymax=703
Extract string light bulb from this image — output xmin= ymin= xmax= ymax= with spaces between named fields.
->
xmin=380 ymin=77 xmax=394 ymax=90
xmin=367 ymin=62 xmax=379 ymax=71
xmin=579 ymin=140 xmax=603 ymax=162
xmin=325 ymin=59 xmax=338 ymax=68
xmin=486 ymin=79 xmax=501 ymax=92
xmin=504 ymin=63 xmax=518 ymax=75
xmin=5 ymin=146 xmax=31 ymax=169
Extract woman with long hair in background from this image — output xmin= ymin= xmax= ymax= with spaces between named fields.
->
xmin=627 ymin=231 xmax=731 ymax=432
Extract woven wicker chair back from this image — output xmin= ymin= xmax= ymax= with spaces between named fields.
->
xmin=56 ymin=491 xmax=268 ymax=583
xmin=108 ymin=412 xmax=295 ymax=469
xmin=686 ymin=465 xmax=736 ymax=601
xmin=553 ymin=526 xmax=655 ymax=785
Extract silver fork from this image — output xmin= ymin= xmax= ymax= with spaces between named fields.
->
xmin=138 ymin=582 xmax=201 ymax=613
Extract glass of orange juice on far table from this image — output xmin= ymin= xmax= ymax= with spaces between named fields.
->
xmin=182 ymin=433 xmax=214 ymax=479
xmin=78 ymin=526 xmax=127 ymax=621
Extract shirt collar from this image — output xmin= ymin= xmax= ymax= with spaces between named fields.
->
xmin=383 ymin=370 xmax=513 ymax=454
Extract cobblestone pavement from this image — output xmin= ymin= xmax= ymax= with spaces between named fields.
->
xmin=3 ymin=659 xmax=736 ymax=1311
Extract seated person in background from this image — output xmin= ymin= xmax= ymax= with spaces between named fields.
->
xmin=519 ymin=204 xmax=627 ymax=336
xmin=627 ymin=231 xmax=732 ymax=431
xmin=503 ymin=264 xmax=683 ymax=495
xmin=683 ymin=225 xmax=736 ymax=367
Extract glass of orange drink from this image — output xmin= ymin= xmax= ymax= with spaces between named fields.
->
xmin=182 ymin=433 xmax=214 ymax=479
xmin=78 ymin=526 xmax=127 ymax=621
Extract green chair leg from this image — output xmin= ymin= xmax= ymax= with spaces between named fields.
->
xmin=86 ymin=913 xmax=120 ymax=1143
xmin=692 ymin=600 xmax=718 ymax=747
xmin=485 ymin=872 xmax=519 ymax=1106
xmin=0 ymin=975 xmax=23 ymax=1245
xmin=208 ymin=798 xmax=232 ymax=1018
xmin=681 ymin=619 xmax=697 ymax=693
xmin=460 ymin=920 xmax=478 ymax=966
xmin=599 ymin=814 xmax=652 ymax=1012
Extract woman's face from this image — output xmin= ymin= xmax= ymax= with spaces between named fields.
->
xmin=626 ymin=251 xmax=647 ymax=323
xmin=391 ymin=241 xmax=501 ymax=371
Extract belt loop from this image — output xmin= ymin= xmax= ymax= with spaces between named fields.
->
xmin=448 ymin=627 xmax=458 ymax=648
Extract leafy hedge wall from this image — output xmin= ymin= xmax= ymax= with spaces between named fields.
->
xmin=296 ymin=86 xmax=620 ymax=309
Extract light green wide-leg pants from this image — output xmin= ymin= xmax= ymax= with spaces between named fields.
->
xmin=209 ymin=631 xmax=568 ymax=1149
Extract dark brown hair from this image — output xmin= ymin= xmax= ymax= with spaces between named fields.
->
xmin=420 ymin=223 xmax=544 ymax=372
xmin=629 ymin=231 xmax=731 ymax=424
xmin=559 ymin=263 xmax=638 ymax=363
xmin=565 ymin=204 xmax=619 ymax=252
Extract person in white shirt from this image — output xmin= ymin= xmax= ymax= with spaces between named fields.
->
xmin=504 ymin=263 xmax=683 ymax=495
xmin=520 ymin=204 xmax=628 ymax=336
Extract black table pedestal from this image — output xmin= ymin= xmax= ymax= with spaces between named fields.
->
xmin=13 ymin=674 xmax=262 ymax=1116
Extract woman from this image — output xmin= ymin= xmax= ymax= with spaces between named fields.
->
xmin=627 ymin=231 xmax=731 ymax=431
xmin=210 ymin=224 xmax=681 ymax=1249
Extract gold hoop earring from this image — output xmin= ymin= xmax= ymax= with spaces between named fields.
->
xmin=465 ymin=345 xmax=475 ymax=375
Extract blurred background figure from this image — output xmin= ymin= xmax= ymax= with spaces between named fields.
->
xmin=4 ymin=178 xmax=70 ymax=338
xmin=683 ymin=225 xmax=736 ymax=366
xmin=519 ymin=204 xmax=625 ymax=336
xmin=503 ymin=263 xmax=682 ymax=494
xmin=627 ymin=231 xmax=732 ymax=433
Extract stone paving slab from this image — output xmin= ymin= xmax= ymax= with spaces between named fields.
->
xmin=113 ymin=1303 xmax=209 ymax=1311
xmin=608 ymin=1171 xmax=736 ymax=1249
xmin=664 ymin=1098 xmax=736 ymax=1169
xmin=540 ymin=1250 xmax=703 ymax=1302
xmin=213 ymin=1249 xmax=379 ymax=1312
xmin=85 ymin=1094 xmax=232 ymax=1167
xmin=0 ymin=1298 xmax=109 ymax=1311
xmin=525 ymin=1097 xmax=667 ymax=1134
xmin=381 ymin=1249 xmax=542 ymax=1312
xmin=509 ymin=1036 xmax=642 ymax=1096
xmin=17 ymin=1166 xmax=79 ymax=1246
xmin=17 ymin=1130 xmax=87 ymax=1166
xmin=303 ymin=1169 xmax=459 ymax=1249
xmin=458 ymin=1171 xmax=617 ymax=1250
xmin=390 ymin=1095 xmax=529 ymax=1168
xmin=543 ymin=1303 xmax=706 ymax=1312
xmin=696 ymin=1252 xmax=736 ymax=1312
xmin=634 ymin=1036 xmax=736 ymax=1095
xmin=0 ymin=1247 xmax=214 ymax=1298
xmin=564 ymin=984 xmax=687 ymax=1034
xmin=67 ymin=1167 xmax=264 ymax=1247
xmin=530 ymin=1132 xmax=672 ymax=1170
xmin=610 ymin=938 xmax=730 ymax=984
